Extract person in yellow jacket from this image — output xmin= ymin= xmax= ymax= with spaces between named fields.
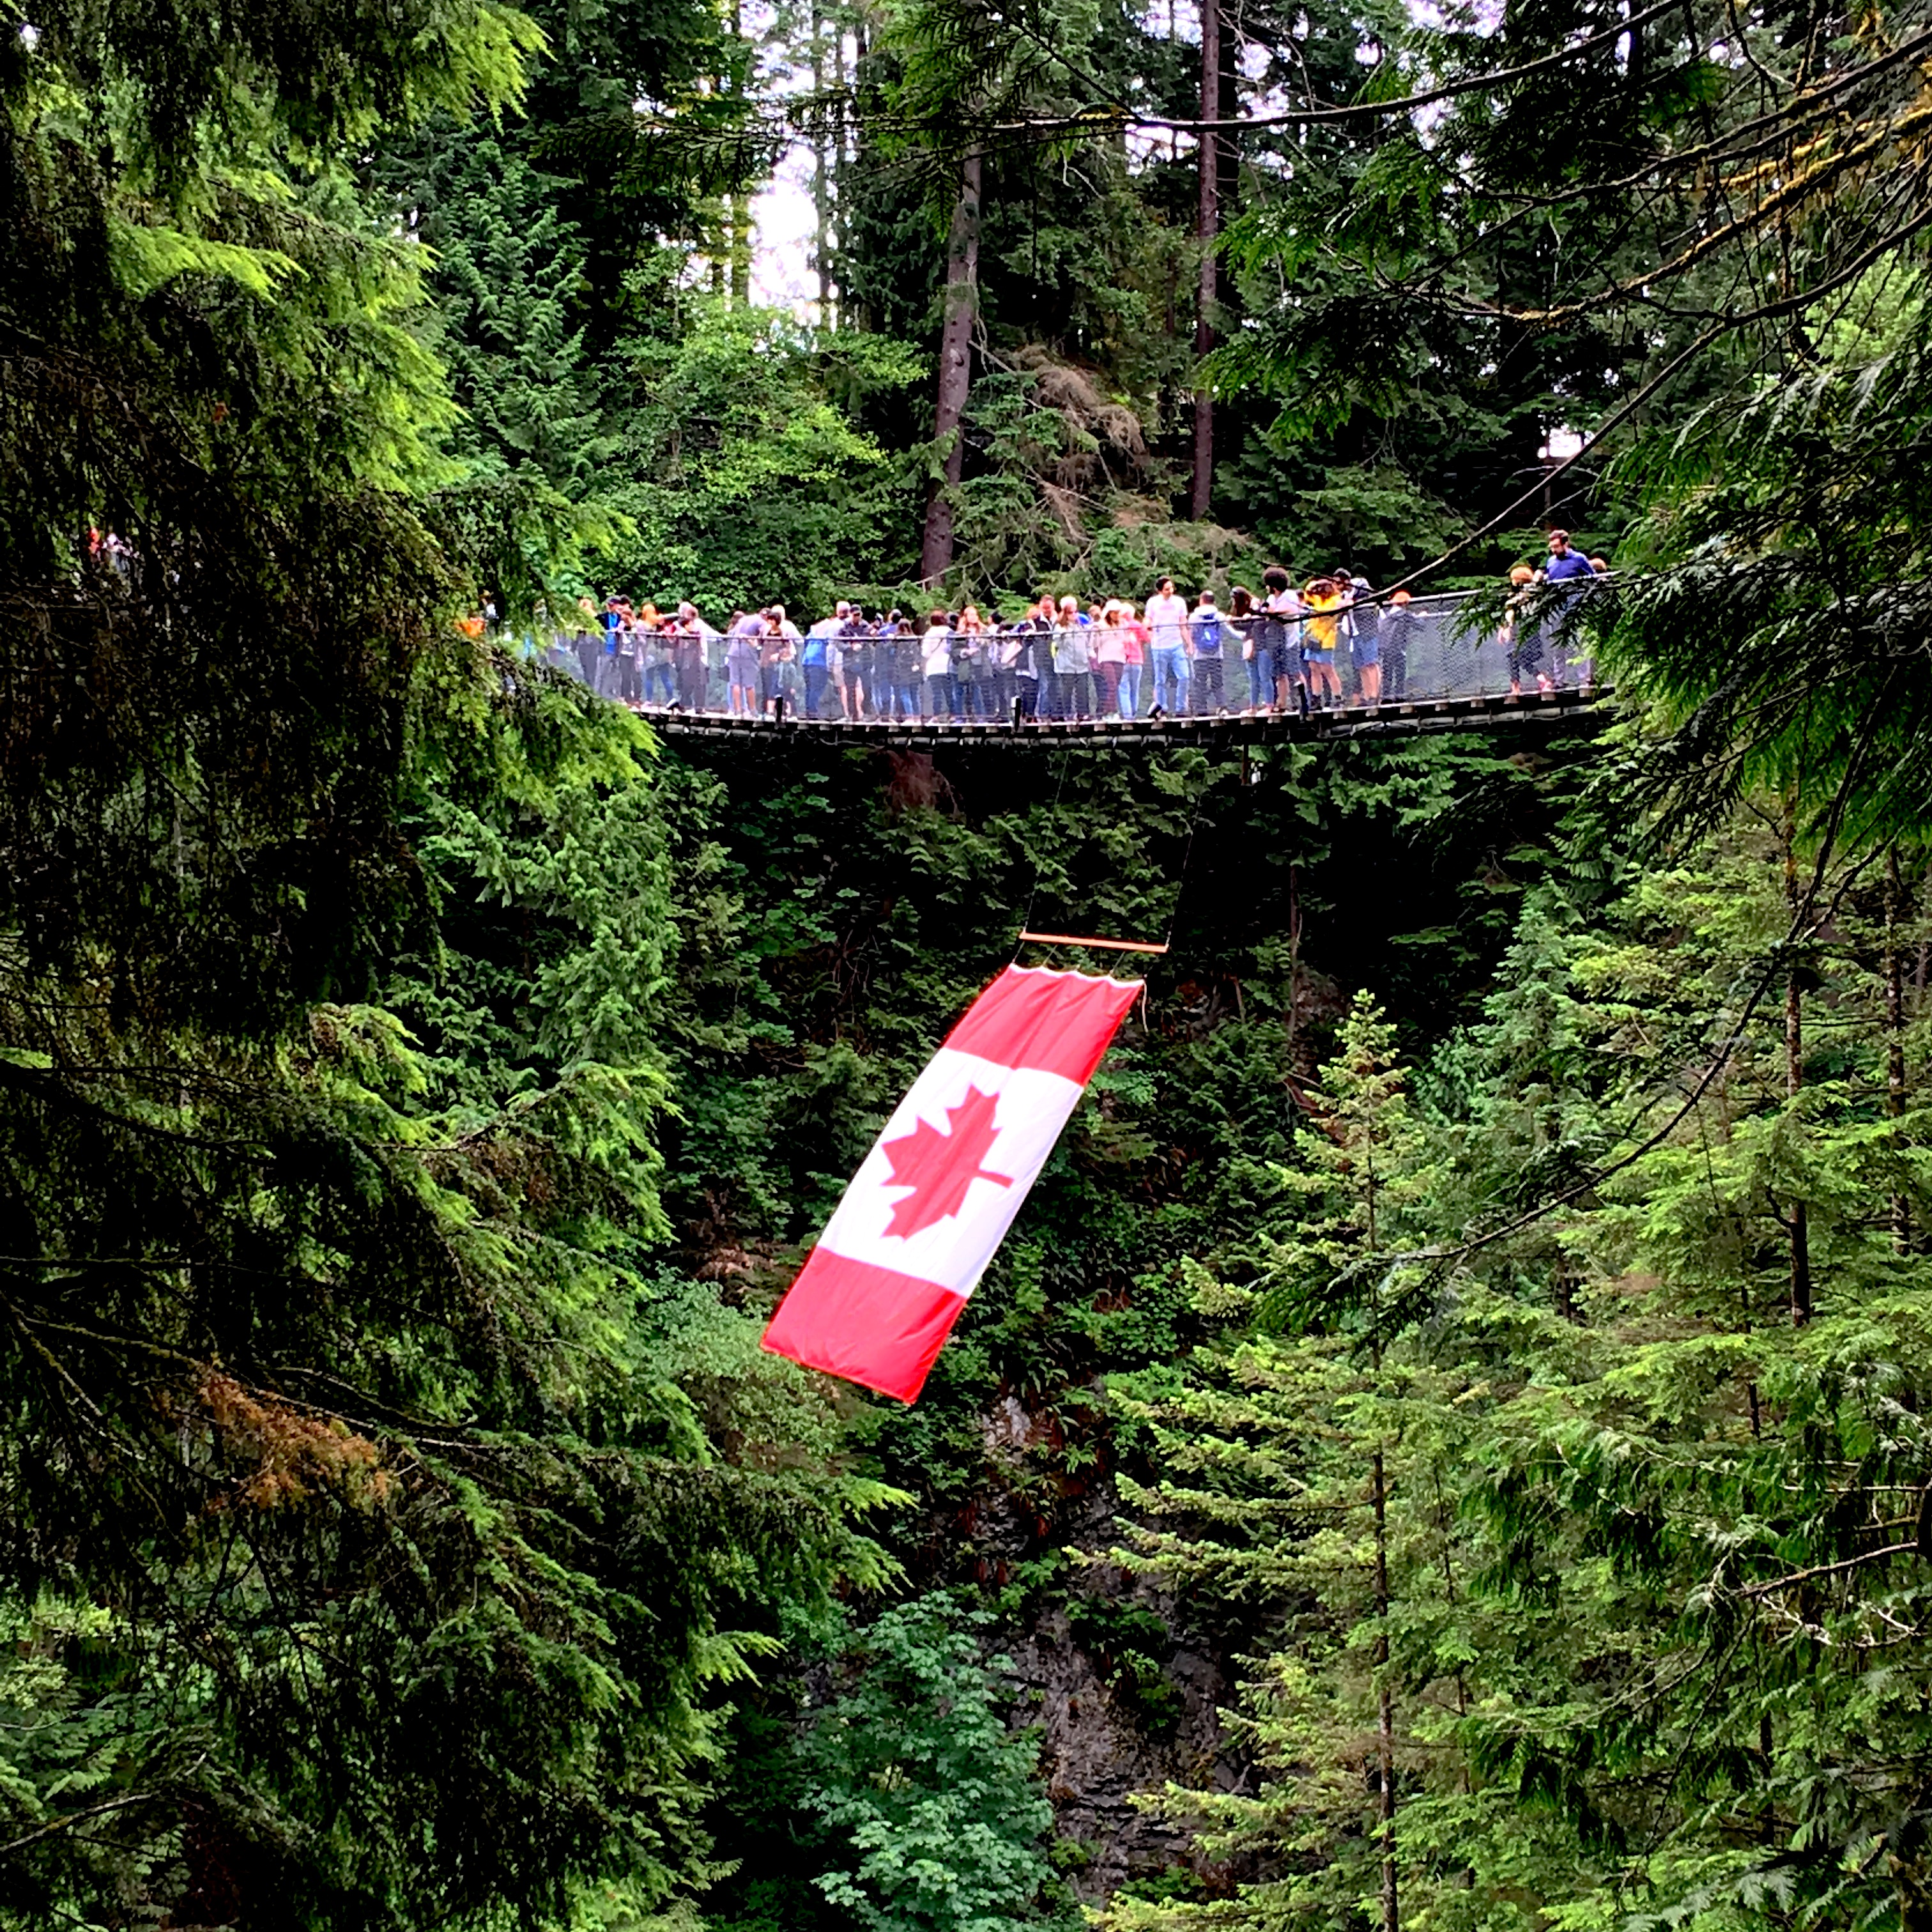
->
xmin=1303 ymin=578 xmax=1345 ymax=708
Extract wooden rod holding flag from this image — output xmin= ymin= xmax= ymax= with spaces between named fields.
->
xmin=1017 ymin=931 xmax=1170 ymax=955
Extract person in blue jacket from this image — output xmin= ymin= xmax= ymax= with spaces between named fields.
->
xmin=1540 ymin=530 xmax=1597 ymax=686
xmin=1542 ymin=528 xmax=1595 ymax=583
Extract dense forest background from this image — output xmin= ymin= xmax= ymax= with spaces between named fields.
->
xmin=6 ymin=0 xmax=1932 ymax=1928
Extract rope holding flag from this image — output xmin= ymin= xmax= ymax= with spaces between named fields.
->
xmin=762 ymin=965 xmax=1142 ymax=1402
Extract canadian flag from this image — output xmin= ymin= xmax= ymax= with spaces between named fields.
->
xmin=762 ymin=965 xmax=1142 ymax=1402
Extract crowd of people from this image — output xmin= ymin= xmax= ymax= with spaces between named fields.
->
xmin=536 ymin=531 xmax=1609 ymax=723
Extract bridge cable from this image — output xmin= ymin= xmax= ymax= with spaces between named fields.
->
xmin=1012 ymin=747 xmax=1075 ymax=965
xmin=1161 ymin=762 xmax=1206 ymax=953
xmin=1013 ymin=746 xmax=1208 ymax=965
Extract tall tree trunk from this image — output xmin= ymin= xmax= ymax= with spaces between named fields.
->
xmin=811 ymin=3 xmax=832 ymax=321
xmin=1285 ymin=857 xmax=1302 ymax=1061
xmin=919 ymin=144 xmax=981 ymax=585
xmin=1889 ymin=846 xmax=1912 ymax=1252
xmin=829 ymin=17 xmax=848 ymax=325
xmin=1189 ymin=4 xmax=1220 ymax=521
xmin=1216 ymin=2 xmax=1238 ymax=210
xmin=730 ymin=195 xmax=752 ymax=305
xmin=728 ymin=0 xmax=751 ymax=304
xmin=1374 ymin=1441 xmax=1397 ymax=1932
xmin=1368 ymin=1261 xmax=1397 ymax=1932
xmin=1784 ymin=803 xmax=1813 ymax=1325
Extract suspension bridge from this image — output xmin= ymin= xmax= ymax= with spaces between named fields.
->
xmin=643 ymin=683 xmax=1609 ymax=749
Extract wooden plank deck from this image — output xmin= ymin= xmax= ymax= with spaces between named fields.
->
xmin=640 ymin=685 xmax=1611 ymax=749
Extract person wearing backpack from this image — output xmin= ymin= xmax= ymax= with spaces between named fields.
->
xmin=1191 ymin=590 xmax=1226 ymax=714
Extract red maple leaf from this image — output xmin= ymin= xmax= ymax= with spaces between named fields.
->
xmin=880 ymin=1084 xmax=1013 ymax=1239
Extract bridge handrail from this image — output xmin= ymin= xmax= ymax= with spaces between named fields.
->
xmin=526 ymin=578 xmax=1611 ymax=731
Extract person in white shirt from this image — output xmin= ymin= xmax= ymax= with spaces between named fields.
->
xmin=1144 ymin=576 xmax=1192 ymax=715
xmin=920 ymin=609 xmax=954 ymax=719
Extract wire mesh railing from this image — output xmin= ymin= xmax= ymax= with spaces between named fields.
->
xmin=519 ymin=582 xmax=1606 ymax=724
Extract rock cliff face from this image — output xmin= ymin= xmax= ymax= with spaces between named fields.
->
xmin=1011 ymin=1600 xmax=1238 ymax=1900
xmin=973 ymin=1393 xmax=1246 ymax=1903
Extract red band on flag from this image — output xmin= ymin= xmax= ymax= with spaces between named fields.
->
xmin=761 ymin=966 xmax=1142 ymax=1403
xmin=942 ymin=965 xmax=1142 ymax=1083
xmin=762 ymin=1250 xmax=969 ymax=1403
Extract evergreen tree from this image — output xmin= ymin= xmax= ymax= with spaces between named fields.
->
xmin=1107 ymin=995 xmax=1457 ymax=1932
xmin=0 ymin=8 xmax=885 ymax=1924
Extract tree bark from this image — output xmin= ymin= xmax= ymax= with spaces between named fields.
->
xmin=731 ymin=195 xmax=752 ymax=305
xmin=1373 ymin=1440 xmax=1397 ymax=1932
xmin=919 ymin=144 xmax=981 ymax=586
xmin=1889 ymin=846 xmax=1911 ymax=1252
xmin=1285 ymin=857 xmax=1301 ymax=1062
xmin=811 ymin=3 xmax=832 ymax=322
xmin=1784 ymin=804 xmax=1812 ymax=1325
xmin=1368 ymin=1264 xmax=1397 ymax=1932
xmin=728 ymin=0 xmax=751 ymax=304
xmin=1189 ymin=3 xmax=1220 ymax=521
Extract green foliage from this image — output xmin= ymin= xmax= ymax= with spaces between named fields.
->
xmin=1606 ymin=299 xmax=1932 ymax=852
xmin=32 ymin=3 xmax=1932 ymax=1930
xmin=394 ymin=127 xmax=629 ymax=609
xmin=604 ymin=295 xmax=923 ymax=613
xmin=0 ymin=657 xmax=898 ymax=1929
xmin=1105 ymin=997 xmax=1446 ymax=1931
xmin=800 ymin=1597 xmax=1075 ymax=1932
xmin=1087 ymin=805 xmax=1932 ymax=1932
xmin=0 ymin=7 xmax=896 ymax=1920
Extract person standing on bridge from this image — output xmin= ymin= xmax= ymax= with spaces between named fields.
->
xmin=1330 ymin=569 xmax=1361 ymax=702
xmin=572 ymin=597 xmax=600 ymax=689
xmin=1538 ymin=529 xmax=1595 ymax=688
xmin=777 ymin=617 xmax=806 ymax=714
xmin=1094 ymin=601 xmax=1130 ymax=718
xmin=1012 ymin=595 xmax=1055 ymax=720
xmin=1191 ymin=590 xmax=1226 ymax=714
xmin=920 ymin=610 xmax=954 ymax=719
xmin=600 ymin=594 xmax=627 ymax=698
xmin=760 ymin=606 xmax=797 ymax=714
xmin=615 ymin=606 xmax=645 ymax=705
xmin=1542 ymin=528 xmax=1593 ymax=585
xmin=1303 ymin=578 xmax=1344 ymax=708
xmin=988 ymin=611 xmax=1019 ymax=717
xmin=1261 ymin=567 xmax=1306 ymax=714
xmin=1347 ymin=579 xmax=1381 ymax=705
xmin=884 ymin=611 xmax=921 ymax=719
xmin=1145 ymin=576 xmax=1191 ymax=716
xmin=1381 ymin=590 xmax=1418 ymax=700
xmin=1229 ymin=586 xmax=1263 ymax=714
xmin=1119 ymin=600 xmax=1147 ymax=719
xmin=1502 ymin=566 xmax=1546 ymax=694
xmin=726 ymin=611 xmax=762 ymax=716
xmin=670 ymin=602 xmax=707 ymax=711
xmin=1052 ymin=595 xmax=1093 ymax=720
xmin=643 ymin=604 xmax=677 ymax=705
xmin=839 ymin=605 xmax=875 ymax=719
xmin=957 ymin=606 xmax=992 ymax=719
xmin=802 ymin=604 xmax=840 ymax=719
